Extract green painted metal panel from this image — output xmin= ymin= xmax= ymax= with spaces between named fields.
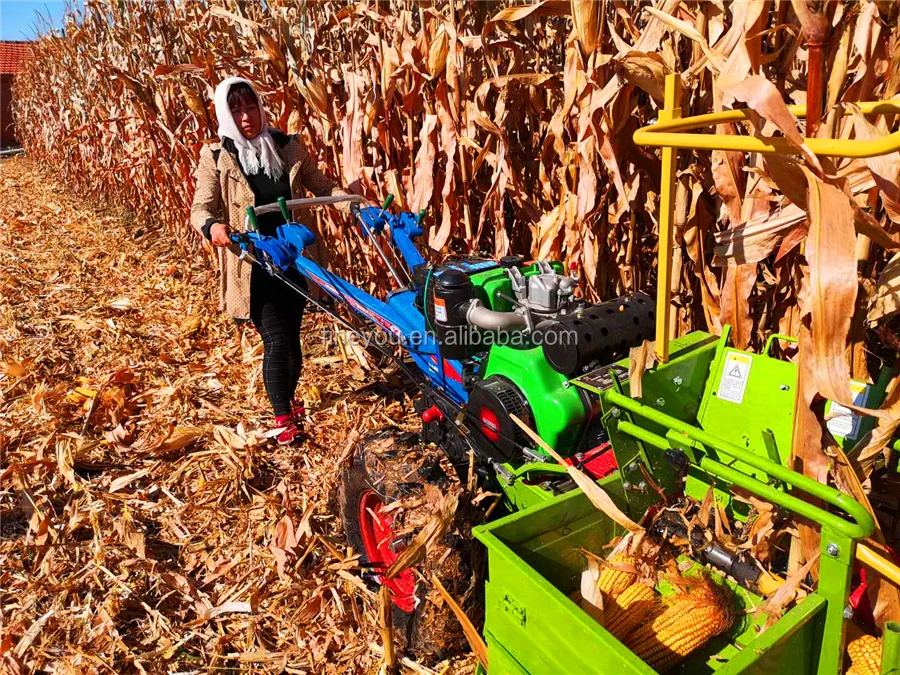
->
xmin=474 ymin=487 xmax=657 ymax=675
xmin=814 ymin=530 xmax=855 ymax=675
xmin=692 ymin=346 xmax=797 ymax=513
xmin=484 ymin=632 xmax=530 ymax=674
xmin=588 ymin=331 xmax=720 ymax=517
xmin=712 ymin=595 xmax=825 ymax=675
xmin=483 ymin=344 xmax=586 ymax=454
xmin=882 ymin=622 xmax=900 ymax=675
xmin=475 ymin=488 xmax=827 ymax=674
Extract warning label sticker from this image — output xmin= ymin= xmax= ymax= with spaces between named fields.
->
xmin=717 ymin=352 xmax=753 ymax=405
xmin=826 ymin=380 xmax=870 ymax=440
xmin=434 ymin=297 xmax=448 ymax=322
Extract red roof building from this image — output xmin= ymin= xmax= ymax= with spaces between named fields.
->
xmin=1 ymin=41 xmax=33 ymax=147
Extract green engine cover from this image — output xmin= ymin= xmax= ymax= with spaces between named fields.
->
xmin=467 ymin=259 xmax=580 ymax=456
xmin=482 ymin=344 xmax=586 ymax=455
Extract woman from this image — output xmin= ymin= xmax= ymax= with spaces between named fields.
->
xmin=191 ymin=77 xmax=351 ymax=445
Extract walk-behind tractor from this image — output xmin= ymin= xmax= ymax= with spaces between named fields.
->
xmin=231 ymin=80 xmax=900 ymax=674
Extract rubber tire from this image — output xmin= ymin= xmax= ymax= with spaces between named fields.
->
xmin=339 ymin=428 xmax=482 ymax=661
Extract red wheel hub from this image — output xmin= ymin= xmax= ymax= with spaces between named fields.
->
xmin=358 ymin=490 xmax=417 ymax=613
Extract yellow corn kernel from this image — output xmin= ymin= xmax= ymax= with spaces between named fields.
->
xmin=604 ymin=582 xmax=658 ymax=640
xmin=626 ymin=595 xmax=731 ymax=672
xmin=847 ymin=665 xmax=878 ymax=675
xmin=847 ymin=635 xmax=881 ymax=675
xmin=597 ymin=553 xmax=638 ymax=597
xmin=847 ymin=662 xmax=880 ymax=675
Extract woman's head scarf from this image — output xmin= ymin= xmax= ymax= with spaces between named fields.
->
xmin=213 ymin=77 xmax=286 ymax=180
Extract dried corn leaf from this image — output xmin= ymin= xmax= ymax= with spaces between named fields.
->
xmin=511 ymin=414 xmax=642 ymax=533
xmin=628 ymin=339 xmax=656 ymax=399
xmin=385 ymin=491 xmax=458 ymax=579
xmin=869 ymin=252 xmax=900 ymax=327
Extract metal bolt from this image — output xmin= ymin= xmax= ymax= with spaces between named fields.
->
xmin=673 ymin=376 xmax=683 ymax=386
xmin=575 ymin=452 xmax=585 ymax=462
xmin=562 ymin=381 xmax=571 ymax=389
xmin=610 ymin=408 xmax=620 ymax=418
xmin=637 ymin=481 xmax=648 ymax=492
xmin=656 ymin=398 xmax=666 ymax=407
xmin=843 ymin=605 xmax=854 ymax=620
xmin=826 ymin=543 xmax=840 ymax=557
xmin=780 ymin=384 xmax=790 ymax=391
xmin=623 ymin=481 xmax=633 ymax=491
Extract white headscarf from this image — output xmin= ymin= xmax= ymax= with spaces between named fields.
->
xmin=214 ymin=77 xmax=286 ymax=180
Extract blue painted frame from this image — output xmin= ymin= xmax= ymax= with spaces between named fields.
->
xmin=236 ymin=211 xmax=468 ymax=404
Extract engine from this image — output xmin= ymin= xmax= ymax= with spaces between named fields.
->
xmin=414 ymin=255 xmax=655 ymax=467
xmin=415 ymin=256 xmax=585 ymax=359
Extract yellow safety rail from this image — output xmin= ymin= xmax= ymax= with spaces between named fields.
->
xmin=632 ymin=71 xmax=900 ymax=594
xmin=633 ymin=73 xmax=900 ymax=364
xmin=858 ymin=543 xmax=900 ymax=590
xmin=633 ymin=100 xmax=900 ymax=158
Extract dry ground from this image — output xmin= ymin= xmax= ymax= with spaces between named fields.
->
xmin=0 ymin=156 xmax=473 ymax=674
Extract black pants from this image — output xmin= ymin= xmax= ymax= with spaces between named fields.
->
xmin=249 ymin=265 xmax=307 ymax=417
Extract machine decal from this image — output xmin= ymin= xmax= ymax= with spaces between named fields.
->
xmin=826 ymin=380 xmax=871 ymax=441
xmin=717 ymin=351 xmax=752 ymax=405
xmin=305 ymin=270 xmax=404 ymax=339
xmin=434 ymin=297 xmax=448 ymax=322
xmin=429 ymin=355 xmax=463 ymax=383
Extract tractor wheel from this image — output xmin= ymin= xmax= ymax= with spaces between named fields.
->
xmin=339 ymin=428 xmax=483 ymax=661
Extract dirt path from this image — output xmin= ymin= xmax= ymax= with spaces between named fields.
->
xmin=0 ymin=157 xmax=454 ymax=674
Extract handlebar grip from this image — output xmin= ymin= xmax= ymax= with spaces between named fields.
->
xmin=349 ymin=202 xmax=361 ymax=218
xmin=245 ymin=206 xmax=260 ymax=232
xmin=416 ymin=209 xmax=426 ymax=227
xmin=277 ymin=197 xmax=291 ymax=224
xmin=381 ymin=194 xmax=394 ymax=210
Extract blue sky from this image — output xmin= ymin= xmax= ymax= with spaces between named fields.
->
xmin=1 ymin=1 xmax=80 ymax=41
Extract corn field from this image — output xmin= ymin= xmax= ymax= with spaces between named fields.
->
xmin=12 ymin=0 xmax=900 ymax=625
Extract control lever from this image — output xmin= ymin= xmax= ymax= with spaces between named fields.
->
xmin=277 ymin=196 xmax=292 ymax=224
xmin=245 ymin=206 xmax=260 ymax=232
xmin=350 ymin=193 xmax=404 ymax=288
xmin=377 ymin=193 xmax=395 ymax=219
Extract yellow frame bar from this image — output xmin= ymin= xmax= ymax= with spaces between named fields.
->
xmin=634 ymin=99 xmax=900 ymax=157
xmin=636 ymin=74 xmax=900 ymax=363
xmin=654 ymin=74 xmax=682 ymax=363
xmin=634 ymin=72 xmax=900 ymax=586
xmin=858 ymin=543 xmax=900 ymax=589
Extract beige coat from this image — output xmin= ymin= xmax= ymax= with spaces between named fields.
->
xmin=190 ymin=130 xmax=349 ymax=319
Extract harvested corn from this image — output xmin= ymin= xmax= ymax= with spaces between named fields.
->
xmin=604 ymin=582 xmax=658 ymax=640
xmin=847 ymin=634 xmax=881 ymax=675
xmin=597 ymin=553 xmax=639 ymax=597
xmin=625 ymin=578 xmax=733 ymax=672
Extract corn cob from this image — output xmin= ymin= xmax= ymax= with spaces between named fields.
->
xmin=847 ymin=635 xmax=881 ymax=675
xmin=625 ymin=592 xmax=732 ymax=672
xmin=597 ymin=553 xmax=639 ymax=597
xmin=604 ymin=582 xmax=658 ymax=640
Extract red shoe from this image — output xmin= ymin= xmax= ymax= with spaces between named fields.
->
xmin=274 ymin=413 xmax=302 ymax=445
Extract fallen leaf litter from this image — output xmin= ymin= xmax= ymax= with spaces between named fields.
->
xmin=0 ymin=156 xmax=476 ymax=674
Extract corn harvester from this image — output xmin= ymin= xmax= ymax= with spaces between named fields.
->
xmin=229 ymin=77 xmax=900 ymax=674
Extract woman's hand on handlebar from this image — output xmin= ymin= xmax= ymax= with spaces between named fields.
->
xmin=210 ymin=222 xmax=233 ymax=247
